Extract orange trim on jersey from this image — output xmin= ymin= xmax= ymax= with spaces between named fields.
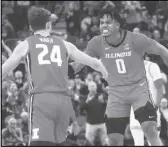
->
xmin=28 ymin=95 xmax=34 ymax=145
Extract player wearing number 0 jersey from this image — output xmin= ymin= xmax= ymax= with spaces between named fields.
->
xmin=71 ymin=8 xmax=168 ymax=146
xmin=2 ymin=6 xmax=108 ymax=146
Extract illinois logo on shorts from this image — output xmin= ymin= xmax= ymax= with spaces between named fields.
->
xmin=32 ymin=128 xmax=39 ymax=140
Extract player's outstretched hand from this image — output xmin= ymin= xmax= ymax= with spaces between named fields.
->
xmin=102 ymin=69 xmax=108 ymax=81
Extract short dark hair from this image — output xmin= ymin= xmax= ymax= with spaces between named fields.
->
xmin=99 ymin=7 xmax=126 ymax=28
xmin=28 ymin=6 xmax=51 ymax=32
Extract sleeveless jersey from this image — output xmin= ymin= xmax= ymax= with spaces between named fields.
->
xmin=26 ymin=34 xmax=69 ymax=95
xmin=94 ymin=30 xmax=146 ymax=87
xmin=144 ymin=60 xmax=162 ymax=103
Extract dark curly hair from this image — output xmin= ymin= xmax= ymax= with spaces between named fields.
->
xmin=99 ymin=6 xmax=126 ymax=28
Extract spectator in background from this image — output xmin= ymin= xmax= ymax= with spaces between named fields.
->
xmin=14 ymin=71 xmax=24 ymax=90
xmin=161 ymin=72 xmax=168 ymax=98
xmin=74 ymin=74 xmax=85 ymax=95
xmin=80 ymin=10 xmax=93 ymax=41
xmin=2 ymin=53 xmax=8 ymax=65
xmin=83 ymin=81 xmax=108 ymax=146
xmin=160 ymin=98 xmax=168 ymax=122
xmin=164 ymin=20 xmax=168 ymax=38
xmin=144 ymin=1 xmax=158 ymax=16
xmin=85 ymin=73 xmax=93 ymax=86
xmin=93 ymin=72 xmax=105 ymax=93
xmin=2 ymin=117 xmax=24 ymax=146
xmin=4 ymin=82 xmax=26 ymax=118
xmin=2 ymin=39 xmax=12 ymax=57
xmin=149 ymin=15 xmax=158 ymax=30
xmin=14 ymin=70 xmax=29 ymax=95
xmin=122 ymin=1 xmax=144 ymax=31
xmin=4 ymin=82 xmax=20 ymax=115
xmin=90 ymin=14 xmax=100 ymax=38
xmin=152 ymin=29 xmax=161 ymax=41
xmin=2 ymin=14 xmax=15 ymax=40
xmin=159 ymin=98 xmax=168 ymax=145
xmin=133 ymin=27 xmax=140 ymax=33
xmin=65 ymin=2 xmax=80 ymax=38
xmin=20 ymin=112 xmax=29 ymax=145
xmin=76 ymin=132 xmax=86 ymax=146
xmin=68 ymin=79 xmax=76 ymax=96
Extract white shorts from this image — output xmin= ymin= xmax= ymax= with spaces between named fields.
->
xmin=85 ymin=123 xmax=108 ymax=144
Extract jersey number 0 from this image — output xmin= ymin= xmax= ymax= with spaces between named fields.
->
xmin=116 ymin=59 xmax=126 ymax=74
xmin=36 ymin=44 xmax=62 ymax=66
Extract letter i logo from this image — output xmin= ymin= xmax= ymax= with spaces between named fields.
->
xmin=32 ymin=128 xmax=39 ymax=140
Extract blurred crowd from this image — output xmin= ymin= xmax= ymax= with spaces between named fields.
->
xmin=2 ymin=1 xmax=168 ymax=146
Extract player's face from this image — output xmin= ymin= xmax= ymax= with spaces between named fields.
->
xmin=100 ymin=14 xmax=119 ymax=37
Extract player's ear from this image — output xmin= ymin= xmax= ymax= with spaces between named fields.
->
xmin=115 ymin=20 xmax=120 ymax=29
xmin=46 ymin=21 xmax=52 ymax=31
xmin=29 ymin=25 xmax=33 ymax=31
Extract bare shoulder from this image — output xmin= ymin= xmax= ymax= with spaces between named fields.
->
xmin=131 ymin=32 xmax=145 ymax=41
xmin=13 ymin=40 xmax=29 ymax=57
xmin=17 ymin=40 xmax=29 ymax=48
xmin=63 ymin=40 xmax=76 ymax=49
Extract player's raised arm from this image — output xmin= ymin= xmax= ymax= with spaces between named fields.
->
xmin=2 ymin=40 xmax=29 ymax=80
xmin=135 ymin=33 xmax=168 ymax=67
xmin=64 ymin=41 xmax=108 ymax=80
xmin=69 ymin=36 xmax=100 ymax=74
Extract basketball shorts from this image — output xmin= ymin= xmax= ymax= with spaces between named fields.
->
xmin=105 ymin=80 xmax=157 ymax=135
xmin=29 ymin=92 xmax=74 ymax=144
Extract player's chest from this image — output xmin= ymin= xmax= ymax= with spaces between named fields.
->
xmin=99 ymin=42 xmax=136 ymax=65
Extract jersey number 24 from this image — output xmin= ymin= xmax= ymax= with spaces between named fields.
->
xmin=36 ymin=44 xmax=62 ymax=66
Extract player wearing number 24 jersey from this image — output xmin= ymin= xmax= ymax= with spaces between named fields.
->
xmin=2 ymin=6 xmax=108 ymax=146
xmin=71 ymin=8 xmax=168 ymax=146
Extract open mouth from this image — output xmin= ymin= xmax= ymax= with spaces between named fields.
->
xmin=102 ymin=29 xmax=109 ymax=34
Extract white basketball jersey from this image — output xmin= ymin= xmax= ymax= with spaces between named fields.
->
xmin=130 ymin=60 xmax=162 ymax=128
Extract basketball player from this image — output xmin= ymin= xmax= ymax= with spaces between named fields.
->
xmin=130 ymin=56 xmax=164 ymax=146
xmin=71 ymin=8 xmax=168 ymax=145
xmin=2 ymin=6 xmax=108 ymax=146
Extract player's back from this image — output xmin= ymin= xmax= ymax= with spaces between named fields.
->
xmin=26 ymin=34 xmax=69 ymax=95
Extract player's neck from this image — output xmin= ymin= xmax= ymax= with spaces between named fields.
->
xmin=105 ymin=30 xmax=123 ymax=45
xmin=34 ymin=30 xmax=50 ymax=37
